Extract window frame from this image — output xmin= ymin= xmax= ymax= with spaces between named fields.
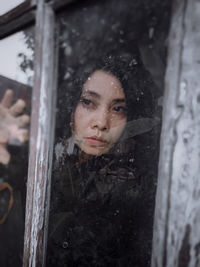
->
xmin=0 ymin=0 xmax=33 ymax=22
xmin=22 ymin=1 xmax=57 ymax=266
xmin=0 ymin=0 xmax=36 ymax=39
xmin=152 ymin=0 xmax=200 ymax=266
xmin=3 ymin=0 xmax=198 ymax=266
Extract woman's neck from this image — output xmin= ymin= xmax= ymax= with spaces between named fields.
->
xmin=78 ymin=150 xmax=93 ymax=163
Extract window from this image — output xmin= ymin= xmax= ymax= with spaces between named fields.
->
xmin=0 ymin=28 xmax=34 ymax=267
xmin=1 ymin=0 xmax=199 ymax=266
xmin=46 ymin=1 xmax=171 ymax=266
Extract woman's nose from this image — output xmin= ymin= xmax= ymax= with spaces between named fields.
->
xmin=91 ymin=109 xmax=110 ymax=131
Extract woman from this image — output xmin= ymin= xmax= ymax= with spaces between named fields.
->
xmin=70 ymin=68 xmax=127 ymax=156
xmin=47 ymin=52 xmax=159 ymax=267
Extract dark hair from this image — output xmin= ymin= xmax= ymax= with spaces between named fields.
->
xmin=58 ymin=47 xmax=156 ymax=144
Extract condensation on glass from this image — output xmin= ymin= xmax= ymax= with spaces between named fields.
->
xmin=47 ymin=0 xmax=172 ymax=266
xmin=0 ymin=28 xmax=34 ymax=267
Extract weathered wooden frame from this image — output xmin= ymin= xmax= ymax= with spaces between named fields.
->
xmin=3 ymin=0 xmax=199 ymax=266
xmin=0 ymin=0 xmax=77 ymax=39
xmin=0 ymin=1 xmax=36 ymax=39
xmin=152 ymin=0 xmax=200 ymax=266
xmin=22 ymin=0 xmax=57 ymax=266
xmin=0 ymin=1 xmax=81 ymax=266
xmin=0 ymin=0 xmax=32 ymax=21
xmin=49 ymin=0 xmax=78 ymax=12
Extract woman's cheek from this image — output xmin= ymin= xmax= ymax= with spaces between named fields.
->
xmin=74 ymin=104 xmax=86 ymax=120
xmin=110 ymin=114 xmax=127 ymax=130
xmin=110 ymin=118 xmax=126 ymax=142
xmin=74 ymin=105 xmax=90 ymax=133
xmin=75 ymin=103 xmax=91 ymax=116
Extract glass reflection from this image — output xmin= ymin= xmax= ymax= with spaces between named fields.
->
xmin=0 ymin=0 xmax=26 ymax=16
xmin=0 ymin=29 xmax=33 ymax=267
xmin=47 ymin=0 xmax=172 ymax=266
xmin=0 ymin=31 xmax=34 ymax=86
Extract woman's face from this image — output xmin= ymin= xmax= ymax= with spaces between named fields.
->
xmin=72 ymin=70 xmax=127 ymax=155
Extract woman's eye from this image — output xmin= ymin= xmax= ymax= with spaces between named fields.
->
xmin=80 ymin=98 xmax=94 ymax=108
xmin=113 ymin=106 xmax=127 ymax=113
xmin=80 ymin=98 xmax=91 ymax=105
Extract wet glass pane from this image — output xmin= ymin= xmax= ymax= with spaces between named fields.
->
xmin=0 ymin=28 xmax=34 ymax=267
xmin=0 ymin=0 xmax=26 ymax=16
xmin=47 ymin=0 xmax=172 ymax=266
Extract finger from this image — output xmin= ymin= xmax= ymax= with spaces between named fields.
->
xmin=0 ymin=130 xmax=9 ymax=144
xmin=9 ymin=129 xmax=29 ymax=145
xmin=20 ymin=129 xmax=29 ymax=142
xmin=0 ymin=144 xmax=10 ymax=165
xmin=15 ymin=129 xmax=29 ymax=143
xmin=10 ymin=99 xmax=26 ymax=116
xmin=1 ymin=89 xmax=14 ymax=108
xmin=17 ymin=114 xmax=30 ymax=127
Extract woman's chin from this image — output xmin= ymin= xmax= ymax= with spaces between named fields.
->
xmin=79 ymin=144 xmax=110 ymax=156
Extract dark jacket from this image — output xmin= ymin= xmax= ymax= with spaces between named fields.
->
xmin=47 ymin=150 xmax=154 ymax=267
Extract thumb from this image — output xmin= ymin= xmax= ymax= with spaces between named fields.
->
xmin=0 ymin=144 xmax=10 ymax=165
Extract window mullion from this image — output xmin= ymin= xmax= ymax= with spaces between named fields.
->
xmin=152 ymin=0 xmax=200 ymax=266
xmin=23 ymin=1 xmax=57 ymax=266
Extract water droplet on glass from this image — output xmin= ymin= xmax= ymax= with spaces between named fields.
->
xmin=129 ymin=59 xmax=138 ymax=66
xmin=55 ymin=142 xmax=65 ymax=162
xmin=64 ymin=71 xmax=71 ymax=80
xmin=64 ymin=44 xmax=72 ymax=56
xmin=114 ymin=209 xmax=120 ymax=216
xmin=111 ymin=23 xmax=119 ymax=31
xmin=62 ymin=241 xmax=69 ymax=249
xmin=149 ymin=27 xmax=154 ymax=39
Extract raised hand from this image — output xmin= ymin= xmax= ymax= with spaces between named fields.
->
xmin=0 ymin=89 xmax=30 ymax=165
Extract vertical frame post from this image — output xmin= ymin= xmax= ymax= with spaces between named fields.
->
xmin=152 ymin=0 xmax=200 ymax=266
xmin=23 ymin=1 xmax=57 ymax=266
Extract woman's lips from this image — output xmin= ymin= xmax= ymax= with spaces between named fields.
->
xmin=85 ymin=137 xmax=108 ymax=147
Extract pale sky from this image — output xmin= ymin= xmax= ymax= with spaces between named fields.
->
xmin=0 ymin=0 xmax=25 ymax=15
xmin=0 ymin=31 xmax=34 ymax=85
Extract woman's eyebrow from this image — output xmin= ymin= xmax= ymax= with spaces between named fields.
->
xmin=82 ymin=90 xmax=100 ymax=99
xmin=82 ymin=91 xmax=126 ymax=103
xmin=112 ymin=98 xmax=126 ymax=104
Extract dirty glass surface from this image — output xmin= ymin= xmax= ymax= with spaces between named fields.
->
xmin=0 ymin=28 xmax=34 ymax=267
xmin=47 ymin=0 xmax=172 ymax=266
